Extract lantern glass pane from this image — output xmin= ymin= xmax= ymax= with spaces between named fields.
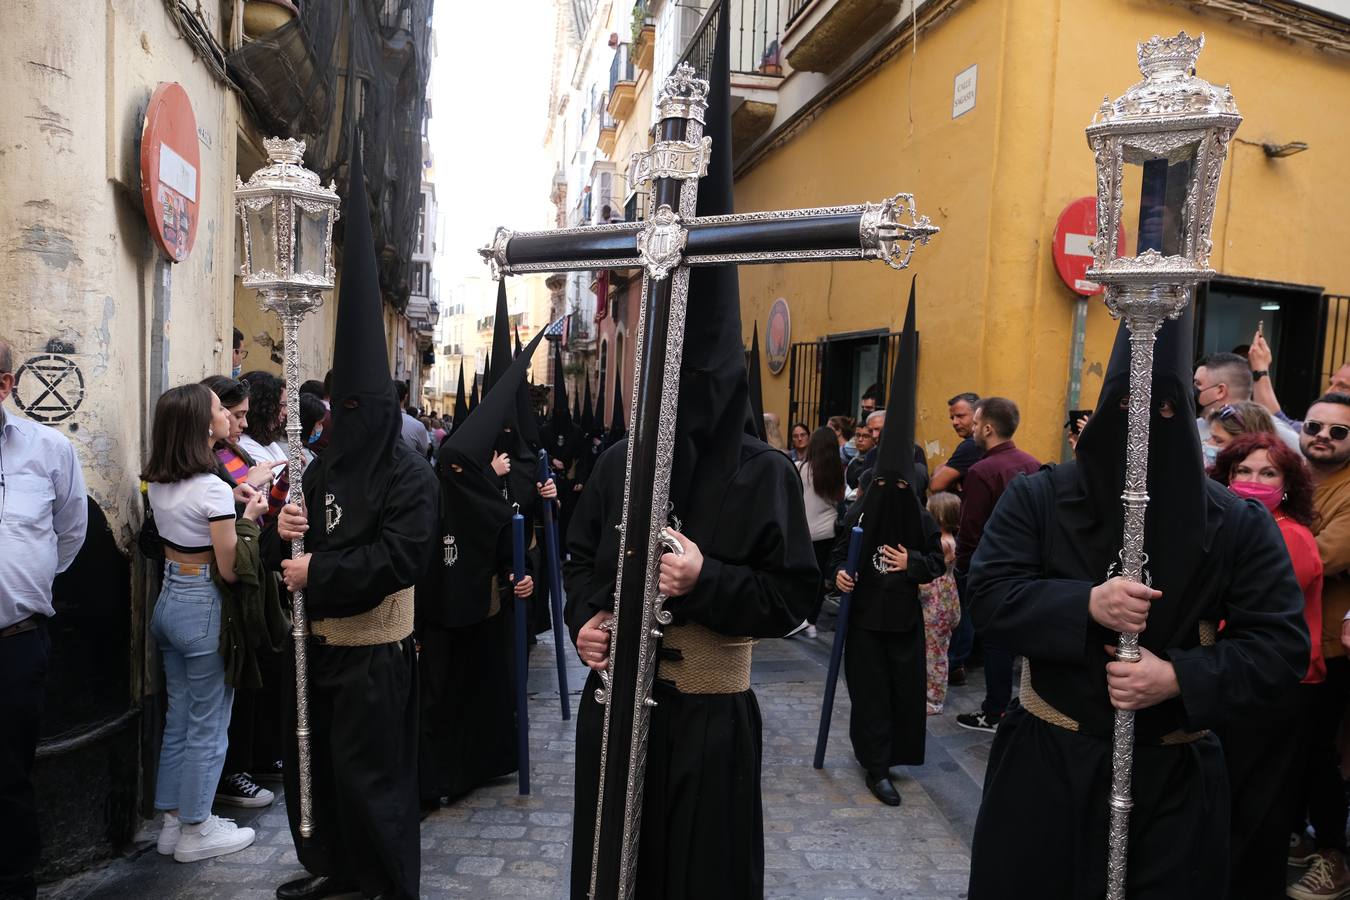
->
xmin=293 ymin=204 xmax=329 ymax=280
xmin=245 ymin=201 xmax=277 ymax=276
xmin=1124 ymin=141 xmax=1197 ymax=258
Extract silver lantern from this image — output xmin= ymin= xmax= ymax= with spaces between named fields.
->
xmin=234 ymin=137 xmax=340 ymax=839
xmin=1084 ymin=32 xmax=1241 ymax=900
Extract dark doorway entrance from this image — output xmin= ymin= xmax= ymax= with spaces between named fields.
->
xmin=1195 ymin=276 xmax=1323 ymax=420
xmin=788 ymin=329 xmax=909 ymax=429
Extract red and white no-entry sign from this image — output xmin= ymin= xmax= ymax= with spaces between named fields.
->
xmin=1052 ymin=197 xmax=1123 ymax=296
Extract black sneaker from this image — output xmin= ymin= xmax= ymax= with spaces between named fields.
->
xmin=214 ymin=772 xmax=275 ymax=808
xmin=955 ymin=711 xmax=1000 ymax=733
xmin=948 ymin=666 xmax=968 ymax=687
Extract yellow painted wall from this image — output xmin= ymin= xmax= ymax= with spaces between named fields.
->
xmin=736 ymin=0 xmax=1350 ymax=465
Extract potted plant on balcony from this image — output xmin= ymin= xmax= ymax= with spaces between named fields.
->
xmin=632 ymin=3 xmax=656 ymax=71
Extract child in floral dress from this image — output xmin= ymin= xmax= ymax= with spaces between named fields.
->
xmin=920 ymin=492 xmax=962 ymax=714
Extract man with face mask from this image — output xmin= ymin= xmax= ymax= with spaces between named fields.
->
xmin=831 ymin=285 xmax=945 ymax=806
xmin=964 ymin=309 xmax=1308 ymax=899
xmin=269 ymin=145 xmax=439 ymax=900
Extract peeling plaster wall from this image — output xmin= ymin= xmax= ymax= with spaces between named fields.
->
xmin=1 ymin=0 xmax=239 ymax=542
xmin=0 ymin=0 xmax=241 ymax=871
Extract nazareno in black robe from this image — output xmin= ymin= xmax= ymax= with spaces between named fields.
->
xmin=830 ymin=470 xmax=945 ymax=775
xmin=271 ymin=140 xmax=439 ymax=900
xmin=564 ymin=436 xmax=818 ymax=900
xmin=965 ymin=467 xmax=1307 ymax=898
xmin=414 ymin=449 xmax=526 ymax=805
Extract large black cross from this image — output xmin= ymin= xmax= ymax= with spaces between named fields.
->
xmin=481 ymin=64 xmax=938 ymax=900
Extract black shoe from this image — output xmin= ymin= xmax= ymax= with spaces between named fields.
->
xmin=255 ymin=759 xmax=285 ymax=784
xmin=955 ymin=710 xmax=1000 ymax=733
xmin=276 ymin=874 xmax=355 ymax=900
xmin=866 ymin=774 xmax=901 ymax=807
xmin=948 ymin=665 xmax=967 ymax=687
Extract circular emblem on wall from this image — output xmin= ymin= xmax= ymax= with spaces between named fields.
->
xmin=13 ymin=354 xmax=85 ymax=422
xmin=765 ymin=298 xmax=791 ymax=375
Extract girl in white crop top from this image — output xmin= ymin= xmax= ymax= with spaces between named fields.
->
xmin=143 ymin=385 xmax=266 ymax=575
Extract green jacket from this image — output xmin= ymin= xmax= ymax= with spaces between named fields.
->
xmin=213 ymin=519 xmax=288 ymax=689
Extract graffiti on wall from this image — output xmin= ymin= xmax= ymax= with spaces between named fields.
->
xmin=13 ymin=339 xmax=85 ymax=422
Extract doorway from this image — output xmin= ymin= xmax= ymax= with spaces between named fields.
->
xmin=1196 ymin=276 xmax=1323 ymax=419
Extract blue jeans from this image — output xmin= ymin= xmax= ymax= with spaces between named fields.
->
xmin=948 ymin=569 xmax=973 ymax=667
xmin=151 ymin=562 xmax=234 ymax=824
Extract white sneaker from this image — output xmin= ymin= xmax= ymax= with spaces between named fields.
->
xmin=156 ymin=812 xmax=180 ymax=855
xmin=806 ymin=625 xmax=819 ymax=639
xmin=173 ymin=814 xmax=255 ymax=862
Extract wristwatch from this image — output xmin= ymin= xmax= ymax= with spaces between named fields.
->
xmin=1252 ymin=370 xmax=1269 ymax=381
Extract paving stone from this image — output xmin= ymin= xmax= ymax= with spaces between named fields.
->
xmin=453 ymin=856 xmax=505 ymax=877
xmin=41 ymin=630 xmax=993 ymax=899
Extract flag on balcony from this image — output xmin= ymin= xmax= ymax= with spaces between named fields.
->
xmin=593 ymin=270 xmax=610 ymax=322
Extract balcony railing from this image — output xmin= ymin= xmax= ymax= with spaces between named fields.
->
xmin=609 ymin=42 xmax=635 ymax=92
xmin=677 ymin=0 xmax=785 ymax=80
xmin=785 ymin=0 xmax=811 ymax=29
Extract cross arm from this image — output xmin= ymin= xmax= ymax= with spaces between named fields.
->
xmin=480 ymin=193 xmax=939 ymax=278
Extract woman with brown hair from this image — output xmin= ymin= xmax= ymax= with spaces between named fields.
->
xmin=1210 ymin=432 xmax=1324 ymax=900
xmin=797 ymin=426 xmax=845 ymax=638
xmin=144 ymin=384 xmax=266 ymax=863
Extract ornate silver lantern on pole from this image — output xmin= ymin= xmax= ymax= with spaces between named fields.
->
xmin=1084 ymin=33 xmax=1240 ymax=899
xmin=234 ymin=138 xmax=340 ymax=838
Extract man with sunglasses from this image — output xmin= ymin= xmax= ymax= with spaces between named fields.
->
xmin=1294 ymin=392 xmax=1350 ymax=894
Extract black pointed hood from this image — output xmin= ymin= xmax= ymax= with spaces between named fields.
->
xmin=446 ymin=324 xmax=550 ymax=465
xmin=607 ymin=380 xmax=626 ymax=448
xmin=484 ymin=280 xmax=513 ymax=395
xmin=572 ymin=379 xmax=582 ymax=426
xmin=853 ymin=278 xmax=925 ymax=577
xmin=875 ymin=278 xmax=918 ymax=481
xmin=548 ymin=340 xmax=582 ymax=462
xmin=670 ymin=7 xmax=751 ymax=515
xmin=306 ymin=139 xmax=405 ymax=549
xmin=1073 ymin=299 xmax=1205 ymax=611
xmin=432 ymin=325 xmax=550 ymax=620
xmin=747 ymin=322 xmax=767 ymax=441
xmin=452 ymin=363 xmax=467 ymax=431
xmin=468 ymin=372 xmax=480 ymax=412
xmin=594 ymin=366 xmax=608 ymax=436
xmin=515 ymin=325 xmax=524 ymax=359
xmin=581 ymin=371 xmax=595 ymax=434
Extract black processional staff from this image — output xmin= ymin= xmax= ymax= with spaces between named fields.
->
xmin=511 ymin=505 xmax=530 ymax=795
xmin=538 ymin=449 xmax=572 ymax=720
xmin=813 ymin=520 xmax=865 ymax=769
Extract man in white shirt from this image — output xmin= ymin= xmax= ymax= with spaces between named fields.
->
xmin=0 ymin=337 xmax=88 ymax=900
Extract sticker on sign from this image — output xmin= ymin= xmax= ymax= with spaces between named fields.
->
xmin=1063 ymin=233 xmax=1094 ymax=257
xmin=160 ymin=143 xmax=198 ymax=202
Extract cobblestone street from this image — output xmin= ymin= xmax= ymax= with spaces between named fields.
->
xmin=43 ymin=621 xmax=994 ymax=900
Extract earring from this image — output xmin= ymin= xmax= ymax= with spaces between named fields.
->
xmin=208 ymin=427 xmax=215 ymax=438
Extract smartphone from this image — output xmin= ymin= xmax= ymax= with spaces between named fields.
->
xmin=1067 ymin=409 xmax=1093 ymax=434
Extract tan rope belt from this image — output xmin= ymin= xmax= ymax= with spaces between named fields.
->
xmin=1018 ymin=620 xmax=1217 ymax=747
xmin=657 ymin=622 xmax=756 ymax=694
xmin=311 ymin=587 xmax=415 ymax=647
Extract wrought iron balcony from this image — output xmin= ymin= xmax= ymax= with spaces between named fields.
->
xmin=677 ymin=0 xmax=785 ymax=80
xmin=632 ymin=0 xmax=656 ymax=70
xmin=607 ymin=43 xmax=637 ymax=120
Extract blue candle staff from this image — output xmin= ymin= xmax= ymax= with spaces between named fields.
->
xmin=537 ymin=449 xmax=572 ymax=720
xmin=511 ymin=505 xmax=530 ymax=795
xmin=813 ymin=520 xmax=865 ymax=770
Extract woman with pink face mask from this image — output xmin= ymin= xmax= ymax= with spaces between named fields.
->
xmin=1211 ymin=431 xmax=1324 ymax=900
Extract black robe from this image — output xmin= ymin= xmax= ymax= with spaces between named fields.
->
xmin=564 ymin=436 xmax=818 ymax=900
xmin=830 ymin=479 xmax=945 ymax=773
xmin=276 ymin=443 xmax=438 ymax=900
xmin=965 ymin=464 xmax=1309 ymax=899
xmin=415 ymin=454 xmax=532 ymax=804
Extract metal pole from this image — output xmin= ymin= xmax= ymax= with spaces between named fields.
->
xmin=276 ymin=301 xmax=316 ymax=838
xmin=1062 ymin=296 xmax=1088 ymax=462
